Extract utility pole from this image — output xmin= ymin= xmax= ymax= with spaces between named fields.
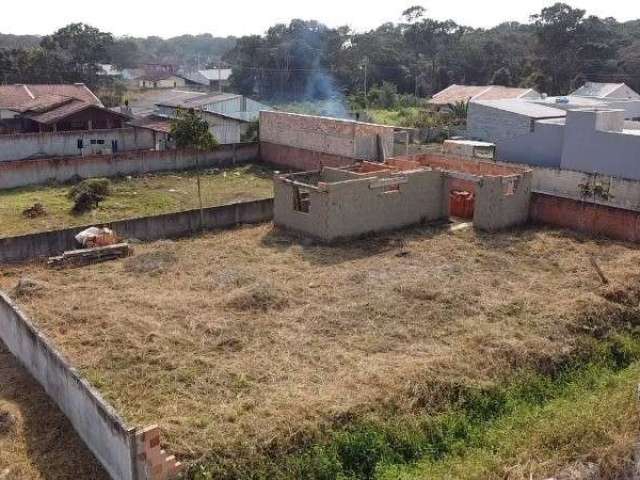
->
xmin=363 ymin=57 xmax=369 ymax=111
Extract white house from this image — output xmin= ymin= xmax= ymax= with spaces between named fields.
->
xmin=467 ymin=99 xmax=640 ymax=180
xmin=569 ymin=82 xmax=640 ymax=120
xmin=179 ymin=68 xmax=233 ymax=90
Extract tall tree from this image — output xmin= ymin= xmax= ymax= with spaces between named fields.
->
xmin=40 ymin=23 xmax=114 ymax=85
xmin=171 ymin=109 xmax=218 ymax=229
xmin=531 ymin=3 xmax=586 ymax=93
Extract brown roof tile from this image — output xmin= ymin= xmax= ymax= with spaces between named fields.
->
xmin=0 ymin=85 xmax=34 ymax=109
xmin=0 ymin=84 xmax=102 ymax=111
xmin=430 ymin=85 xmax=536 ymax=105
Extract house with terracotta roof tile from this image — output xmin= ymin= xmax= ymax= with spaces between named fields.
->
xmin=0 ymin=84 xmax=166 ymax=161
xmin=0 ymin=83 xmax=128 ymax=134
xmin=429 ymin=84 xmax=540 ymax=109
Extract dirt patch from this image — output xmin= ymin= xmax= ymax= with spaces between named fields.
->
xmin=602 ymin=277 xmax=640 ymax=306
xmin=0 ymin=410 xmax=14 ymax=435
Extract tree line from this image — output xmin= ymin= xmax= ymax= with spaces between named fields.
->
xmin=0 ymin=26 xmax=235 ymax=86
xmin=2 ymin=3 xmax=640 ymax=102
xmin=224 ymin=3 xmax=640 ymax=100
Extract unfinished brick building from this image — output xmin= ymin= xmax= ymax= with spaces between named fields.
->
xmin=274 ymin=154 xmax=532 ymax=242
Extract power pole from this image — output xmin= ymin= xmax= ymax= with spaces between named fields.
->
xmin=363 ymin=57 xmax=369 ymax=111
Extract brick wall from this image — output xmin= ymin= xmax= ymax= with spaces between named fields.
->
xmin=260 ymin=142 xmax=356 ymax=171
xmin=531 ymin=193 xmax=640 ymax=242
xmin=259 ymin=111 xmax=395 ymax=161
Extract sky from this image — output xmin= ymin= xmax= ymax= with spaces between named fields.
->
xmin=2 ymin=0 xmax=640 ymax=38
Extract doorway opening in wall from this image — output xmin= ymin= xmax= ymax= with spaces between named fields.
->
xmin=448 ymin=186 xmax=475 ymax=225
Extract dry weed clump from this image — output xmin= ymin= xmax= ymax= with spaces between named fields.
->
xmin=11 ymin=278 xmax=47 ymax=299
xmin=223 ymin=281 xmax=289 ymax=312
xmin=123 ymin=241 xmax=177 ymax=275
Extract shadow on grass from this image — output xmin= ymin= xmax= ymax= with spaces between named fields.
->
xmin=0 ymin=342 xmax=109 ymax=480
xmin=259 ymin=221 xmax=453 ymax=267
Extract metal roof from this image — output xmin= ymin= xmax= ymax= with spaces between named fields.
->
xmin=199 ymin=69 xmax=232 ymax=81
xmin=570 ymin=82 xmax=625 ymax=98
xmin=473 ymin=99 xmax=567 ymax=119
xmin=157 ymin=92 xmax=241 ymax=108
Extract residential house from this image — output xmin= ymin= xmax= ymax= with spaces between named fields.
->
xmin=132 ymin=64 xmax=187 ymax=89
xmin=0 ymin=83 xmax=162 ymax=161
xmin=0 ymin=83 xmax=129 ymax=134
xmin=179 ymin=68 xmax=232 ymax=91
xmin=138 ymin=72 xmax=186 ymax=89
xmin=467 ymin=99 xmax=640 ymax=180
xmin=155 ymin=92 xmax=273 ymax=143
xmin=98 ymin=64 xmax=123 ymax=78
xmin=429 ymin=84 xmax=540 ymax=110
xmin=569 ymin=82 xmax=640 ymax=120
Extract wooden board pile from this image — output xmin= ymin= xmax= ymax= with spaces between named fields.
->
xmin=48 ymin=243 xmax=132 ymax=268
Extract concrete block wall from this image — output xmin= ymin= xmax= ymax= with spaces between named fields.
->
xmin=0 ymin=292 xmax=137 ymax=480
xmin=0 ymin=292 xmax=187 ymax=480
xmin=467 ymin=102 xmax=565 ymax=167
xmin=259 ymin=111 xmax=394 ymax=162
xmin=274 ymin=169 xmax=446 ymax=242
xmin=467 ymin=102 xmax=534 ymax=145
xmin=0 ymin=198 xmax=273 ymax=263
xmin=0 ymin=143 xmax=259 ymax=190
xmin=474 ymin=173 xmax=532 ymax=231
xmin=531 ymin=166 xmax=640 ymax=212
xmin=0 ymin=127 xmax=156 ymax=162
xmin=560 ymin=111 xmax=640 ymax=180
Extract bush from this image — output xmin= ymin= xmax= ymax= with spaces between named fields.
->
xmin=68 ymin=178 xmax=111 ymax=213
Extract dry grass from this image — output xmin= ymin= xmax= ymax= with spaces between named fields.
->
xmin=0 ymin=342 xmax=108 ymax=480
xmin=1 ymin=224 xmax=639 ymax=463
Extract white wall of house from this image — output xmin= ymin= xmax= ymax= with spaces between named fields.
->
xmin=467 ymin=102 xmax=533 ymax=145
xmin=154 ymin=106 xmax=242 ymax=144
xmin=0 ymin=109 xmax=19 ymax=120
xmin=0 ymin=127 xmax=156 ymax=162
xmin=607 ymin=84 xmax=640 ymax=100
xmin=469 ymin=102 xmax=640 ymax=180
xmin=498 ymin=120 xmax=565 ymax=168
xmin=560 ymin=109 xmax=640 ymax=179
xmin=467 ymin=102 xmax=564 ymax=167
xmin=139 ymin=76 xmax=186 ymax=89
xmin=205 ymin=113 xmax=242 ymax=144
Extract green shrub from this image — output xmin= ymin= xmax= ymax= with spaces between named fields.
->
xmin=68 ymin=178 xmax=111 ymax=213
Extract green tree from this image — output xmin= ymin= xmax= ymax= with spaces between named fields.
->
xmin=41 ymin=23 xmax=114 ymax=86
xmin=171 ymin=109 xmax=219 ymax=229
xmin=531 ymin=4 xmax=581 ymax=93
xmin=491 ymin=66 xmax=513 ymax=86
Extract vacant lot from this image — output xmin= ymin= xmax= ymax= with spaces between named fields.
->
xmin=0 ymin=164 xmax=273 ymax=237
xmin=1 ymin=224 xmax=639 ymax=477
xmin=0 ymin=342 xmax=108 ymax=480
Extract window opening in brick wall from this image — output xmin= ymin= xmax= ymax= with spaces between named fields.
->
xmin=293 ymin=186 xmax=311 ymax=213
